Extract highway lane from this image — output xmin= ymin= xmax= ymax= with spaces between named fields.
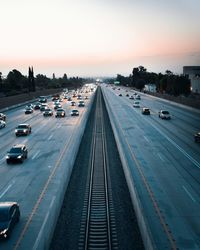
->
xmin=0 ymin=86 xmax=96 ymax=249
xmin=102 ymin=85 xmax=200 ymax=249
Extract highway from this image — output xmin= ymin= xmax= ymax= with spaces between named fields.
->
xmin=102 ymin=85 xmax=200 ymax=249
xmin=0 ymin=83 xmax=200 ymax=249
xmin=0 ymin=86 xmax=96 ymax=250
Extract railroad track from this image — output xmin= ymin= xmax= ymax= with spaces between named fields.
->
xmin=79 ymin=88 xmax=118 ymax=250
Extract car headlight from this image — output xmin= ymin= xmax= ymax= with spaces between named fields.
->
xmin=23 ymin=130 xmax=26 ymax=132
xmin=15 ymin=129 xmax=18 ymax=133
xmin=0 ymin=228 xmax=8 ymax=235
xmin=17 ymin=155 xmax=22 ymax=159
xmin=6 ymin=156 xmax=10 ymax=159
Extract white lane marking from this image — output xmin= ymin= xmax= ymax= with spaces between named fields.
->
xmin=48 ymin=165 xmax=52 ymax=168
xmin=48 ymin=134 xmax=53 ymax=140
xmin=0 ymin=157 xmax=6 ymax=165
xmin=157 ymin=153 xmax=164 ymax=162
xmin=0 ymin=181 xmax=15 ymax=199
xmin=182 ymin=186 xmax=196 ymax=203
xmin=32 ymin=151 xmax=40 ymax=160
xmin=144 ymin=136 xmax=150 ymax=143
xmin=32 ymin=196 xmax=56 ymax=250
xmin=148 ymin=120 xmax=200 ymax=169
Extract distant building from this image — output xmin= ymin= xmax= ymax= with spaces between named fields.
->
xmin=183 ymin=66 xmax=200 ymax=93
xmin=144 ymin=84 xmax=156 ymax=93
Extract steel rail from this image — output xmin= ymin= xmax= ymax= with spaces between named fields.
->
xmin=79 ymin=88 xmax=116 ymax=250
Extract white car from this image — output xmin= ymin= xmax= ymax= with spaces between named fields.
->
xmin=135 ymin=95 xmax=141 ymax=100
xmin=158 ymin=110 xmax=171 ymax=119
xmin=133 ymin=101 xmax=140 ymax=108
xmin=0 ymin=120 xmax=6 ymax=129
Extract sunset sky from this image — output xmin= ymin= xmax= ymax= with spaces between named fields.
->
xmin=0 ymin=0 xmax=200 ymax=77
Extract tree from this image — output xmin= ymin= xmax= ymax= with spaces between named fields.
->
xmin=5 ymin=69 xmax=26 ymax=91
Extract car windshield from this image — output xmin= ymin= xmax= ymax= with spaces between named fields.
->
xmin=17 ymin=125 xmax=27 ymax=129
xmin=162 ymin=111 xmax=169 ymax=114
xmin=10 ymin=148 xmax=22 ymax=153
xmin=45 ymin=109 xmax=51 ymax=112
xmin=0 ymin=209 xmax=9 ymax=222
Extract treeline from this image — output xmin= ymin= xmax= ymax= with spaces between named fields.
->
xmin=0 ymin=68 xmax=83 ymax=96
xmin=108 ymin=66 xmax=191 ymax=96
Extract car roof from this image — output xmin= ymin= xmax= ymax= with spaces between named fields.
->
xmin=12 ymin=144 xmax=26 ymax=148
xmin=0 ymin=202 xmax=18 ymax=209
xmin=18 ymin=123 xmax=29 ymax=126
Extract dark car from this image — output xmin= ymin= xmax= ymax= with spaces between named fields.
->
xmin=118 ymin=93 xmax=122 ymax=96
xmin=78 ymin=101 xmax=85 ymax=107
xmin=6 ymin=144 xmax=28 ymax=164
xmin=71 ymin=110 xmax=79 ymax=116
xmin=25 ymin=107 xmax=33 ymax=114
xmin=142 ymin=108 xmax=150 ymax=115
xmin=0 ymin=113 xmax=6 ymax=121
xmin=55 ymin=108 xmax=65 ymax=118
xmin=15 ymin=124 xmax=31 ymax=136
xmin=194 ymin=132 xmax=200 ymax=143
xmin=34 ymin=102 xmax=41 ymax=110
xmin=43 ymin=108 xmax=53 ymax=116
xmin=54 ymin=103 xmax=62 ymax=110
xmin=71 ymin=101 xmax=76 ymax=106
xmin=0 ymin=202 xmax=20 ymax=239
xmin=38 ymin=96 xmax=47 ymax=103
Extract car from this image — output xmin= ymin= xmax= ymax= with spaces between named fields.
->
xmin=0 ymin=202 xmax=20 ymax=239
xmin=25 ymin=107 xmax=33 ymax=114
xmin=129 ymin=96 xmax=134 ymax=100
xmin=15 ymin=124 xmax=31 ymax=136
xmin=0 ymin=113 xmax=6 ymax=121
xmin=71 ymin=109 xmax=79 ymax=116
xmin=78 ymin=101 xmax=85 ymax=107
xmin=84 ymin=96 xmax=89 ymax=100
xmin=133 ymin=101 xmax=140 ymax=108
xmin=34 ymin=102 xmax=41 ymax=110
xmin=126 ymin=93 xmax=129 ymax=97
xmin=194 ymin=132 xmax=200 ymax=143
xmin=118 ymin=93 xmax=122 ymax=96
xmin=54 ymin=103 xmax=62 ymax=110
xmin=71 ymin=101 xmax=76 ymax=106
xmin=52 ymin=95 xmax=59 ymax=101
xmin=40 ymin=104 xmax=49 ymax=111
xmin=77 ymin=95 xmax=82 ymax=100
xmin=38 ymin=96 xmax=47 ymax=103
xmin=0 ymin=120 xmax=6 ymax=129
xmin=135 ymin=95 xmax=141 ymax=100
xmin=158 ymin=110 xmax=171 ymax=119
xmin=67 ymin=97 xmax=72 ymax=101
xmin=43 ymin=108 xmax=53 ymax=116
xmin=142 ymin=108 xmax=150 ymax=115
xmin=6 ymin=144 xmax=28 ymax=164
xmin=55 ymin=108 xmax=65 ymax=117
xmin=25 ymin=104 xmax=35 ymax=109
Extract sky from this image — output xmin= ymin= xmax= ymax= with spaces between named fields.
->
xmin=0 ymin=0 xmax=200 ymax=77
